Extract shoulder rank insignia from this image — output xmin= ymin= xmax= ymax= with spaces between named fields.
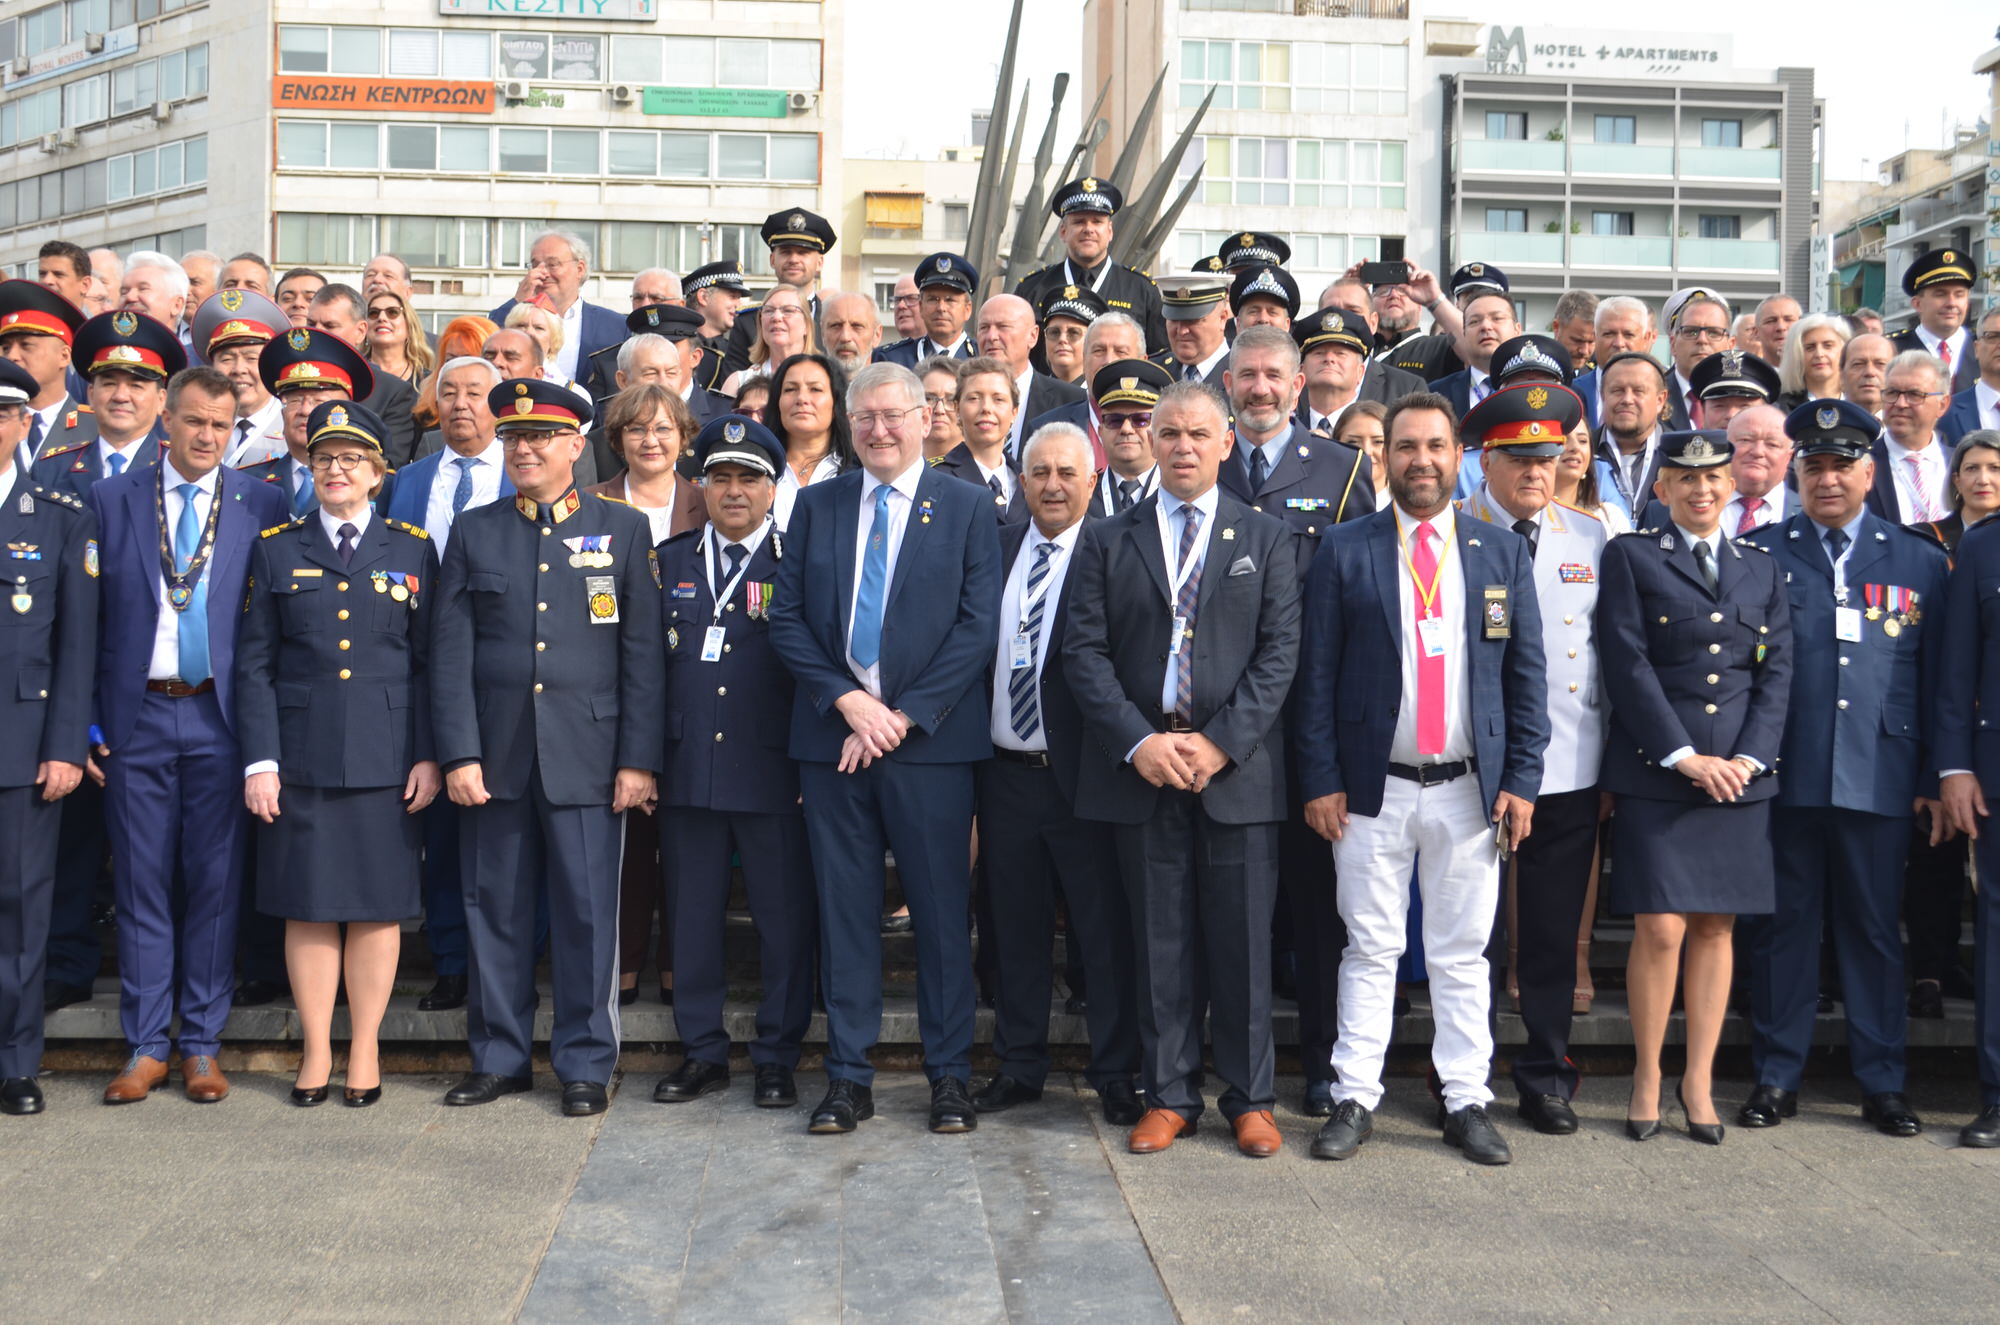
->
xmin=392 ymin=519 xmax=429 ymax=540
xmin=33 ymin=485 xmax=81 ymax=510
xmin=260 ymin=523 xmax=294 ymax=539
xmin=38 ymin=438 xmax=88 ymax=461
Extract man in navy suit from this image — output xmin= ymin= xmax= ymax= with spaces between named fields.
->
xmin=92 ymin=366 xmax=288 ymax=1105
xmin=1426 ymin=291 xmax=1519 ymax=419
xmin=1739 ymin=399 xmax=1948 ymax=1138
xmin=488 ymin=229 xmax=627 ymax=391
xmin=1638 ymin=405 xmax=1797 ymax=535
xmin=768 ymin=361 xmax=1000 ymax=1135
xmin=1062 ymin=381 xmax=1301 ymax=1158
xmin=1938 ymin=305 xmax=1999 ymax=446
xmin=1867 ymin=351 xmax=1955 ymax=524
xmin=873 ymin=253 xmax=976 ymax=369
xmin=1297 ymin=390 xmax=1548 ymax=1166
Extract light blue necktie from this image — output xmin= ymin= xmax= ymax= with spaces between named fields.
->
xmin=106 ymin=451 xmax=127 ymax=479
xmin=1008 ymin=541 xmax=1059 ymax=739
xmin=851 ymin=483 xmax=891 ymax=669
xmin=293 ymin=465 xmax=315 ymax=516
xmin=174 ymin=482 xmax=210 ymax=685
xmin=452 ymin=455 xmax=477 ymax=516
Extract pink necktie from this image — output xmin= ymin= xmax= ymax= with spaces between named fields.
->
xmin=1735 ymin=496 xmax=1763 ymax=537
xmin=1907 ymin=456 xmax=1938 ymax=522
xmin=1412 ymin=520 xmax=1445 ymax=756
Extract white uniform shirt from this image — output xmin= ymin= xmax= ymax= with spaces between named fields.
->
xmin=423 ymin=438 xmax=505 ymax=554
xmin=988 ymin=522 xmax=1082 ymax=752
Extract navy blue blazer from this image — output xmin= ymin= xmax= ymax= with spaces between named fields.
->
xmin=1295 ymin=507 xmax=1548 ymax=818
xmin=383 ymin=447 xmax=516 ymax=532
xmin=1864 ymin=436 xmax=1954 ymax=523
xmin=489 ymin=297 xmax=628 ymax=375
xmin=1936 ymin=516 xmax=2000 ymax=785
xmin=988 ymin=521 xmax=1094 ymax=803
xmin=873 ymin=337 xmax=972 ymax=370
xmin=87 ymin=462 xmax=288 ymax=750
xmin=1745 ymin=512 xmax=1947 ymax=811
xmin=1574 ymin=369 xmax=1601 ymax=433
xmin=1217 ymin=423 xmax=1373 ymax=573
xmin=1428 ymin=368 xmax=1476 ymax=419
xmin=1023 ymin=398 xmax=1091 ymax=446
xmin=0 ymin=482 xmax=97 ymax=785
xmin=767 ymin=463 xmax=1001 ymax=765
xmin=1938 ymin=387 xmax=1984 ymax=446
xmin=931 ymin=442 xmax=1028 ymax=526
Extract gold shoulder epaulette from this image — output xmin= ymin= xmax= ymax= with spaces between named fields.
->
xmin=391 ymin=519 xmax=428 ymax=540
xmin=1733 ymin=537 xmax=1770 ymax=553
xmin=37 ymin=438 xmax=89 ymax=461
xmin=596 ymin=492 xmax=632 ymax=506
xmin=32 ymin=485 xmax=83 ymax=510
xmin=926 ymin=454 xmax=944 ymax=467
xmin=1552 ymin=499 xmax=1602 ymax=523
xmin=260 ymin=522 xmax=296 ymax=539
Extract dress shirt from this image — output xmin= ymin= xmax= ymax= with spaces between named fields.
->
xmin=1600 ymin=427 xmax=1662 ymax=509
xmin=707 ymin=517 xmax=772 ymax=597
xmin=1673 ymin=369 xmax=1694 ymax=410
xmin=225 ymin=397 xmax=285 ymax=467
xmin=1149 ymin=484 xmax=1221 ymax=721
xmin=424 ymin=438 xmax=504 ymax=553
xmin=1388 ymin=504 xmax=1472 ymax=765
xmin=1177 ymin=341 xmax=1229 ymax=384
xmin=971 ymin=451 xmax=1016 ymax=504
xmin=1097 ymin=464 xmax=1157 ymax=515
xmin=1813 ymin=507 xmax=1867 ymax=602
xmin=97 ymin=435 xmax=147 ymax=476
xmin=626 ymin=474 xmax=682 ymax=546
xmin=1915 ymin=324 xmax=1969 ymax=372
xmin=988 ymin=520 xmax=1083 ymax=752
xmin=147 ymin=458 xmax=220 ymax=681
xmin=1238 ymin=429 xmax=1289 ymax=490
xmin=1883 ymin=434 xmax=1950 ymax=524
xmin=0 ymin=460 xmax=15 ymax=506
xmin=1467 ymin=365 xmax=1492 ymax=406
xmin=1977 ymin=379 xmax=2000 ymax=431
xmin=843 ymin=459 xmax=925 ymax=698
xmin=1723 ymin=490 xmax=1784 ymax=534
xmin=917 ymin=332 xmax=969 ymax=360
xmin=1306 ymin=395 xmax=1356 ymax=435
xmin=773 ymin=450 xmax=842 ymax=531
xmin=555 ymin=297 xmax=583 ymax=381
xmin=1006 ymin=367 xmax=1034 ymax=460
xmin=28 ymin=399 xmax=63 ymax=459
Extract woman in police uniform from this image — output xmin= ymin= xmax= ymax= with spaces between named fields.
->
xmin=236 ymin=401 xmax=441 ymax=1107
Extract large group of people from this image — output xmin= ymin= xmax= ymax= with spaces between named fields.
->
xmin=3 ymin=191 xmax=1999 ymax=1171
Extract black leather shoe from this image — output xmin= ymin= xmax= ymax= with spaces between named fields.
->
xmin=234 ymin=979 xmax=287 ymax=1007
xmin=1737 ymin=1085 xmax=1797 ymax=1128
xmin=654 ymin=1059 xmax=730 ymax=1103
xmin=1443 ymin=1104 xmax=1513 ymax=1164
xmin=1960 ymin=1105 xmax=2000 ymax=1148
xmin=1909 ymin=980 xmax=1945 ymax=1019
xmin=1518 ymin=1093 xmax=1579 ymax=1135
xmin=881 ymin=911 xmax=913 ymax=935
xmin=808 ymin=1079 xmax=874 ymax=1133
xmin=42 ymin=979 xmax=92 ymax=1012
xmin=343 ymin=1086 xmax=382 ymax=1108
xmin=1676 ymin=1085 xmax=1724 ymax=1146
xmin=1100 ymin=1079 xmax=1144 ymax=1127
xmin=973 ymin=1074 xmax=1043 ymax=1113
xmin=753 ymin=1064 xmax=796 ymax=1108
xmin=618 ymin=986 xmax=638 ymax=1007
xmin=562 ymin=1081 xmax=609 ymax=1116
xmin=659 ymin=986 xmax=674 ymax=1007
xmin=930 ymin=1076 xmax=977 ymax=1133
xmin=1063 ymin=995 xmax=1087 ymax=1015
xmin=290 ymin=1084 xmax=329 ymax=1107
xmin=1862 ymin=1092 xmax=1923 ymax=1137
xmin=1302 ymin=1080 xmax=1334 ymax=1118
xmin=1626 ymin=1117 xmax=1661 ymax=1141
xmin=1310 ymin=1099 xmax=1373 ymax=1160
xmin=444 ymin=1072 xmax=532 ymax=1106
xmin=418 ymin=975 xmax=468 ymax=1012
xmin=0 ymin=1077 xmax=45 ymax=1115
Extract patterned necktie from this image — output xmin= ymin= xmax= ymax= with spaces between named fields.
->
xmin=1693 ymin=539 xmax=1719 ymax=594
xmin=1412 ymin=520 xmax=1444 ymax=756
xmin=1172 ymin=505 xmax=1204 ymax=723
xmin=337 ymin=522 xmax=357 ymax=566
xmin=174 ymin=483 xmax=210 ymax=685
xmin=106 ymin=451 xmax=127 ymax=479
xmin=1008 ymin=541 xmax=1059 ymax=739
xmin=1249 ymin=446 xmax=1269 ymax=496
xmin=1472 ymin=377 xmax=1490 ymax=406
xmin=1939 ymin=338 xmax=1954 ymax=377
xmin=850 ymin=483 xmax=891 ymax=669
xmin=451 ymin=455 xmax=477 ymax=516
xmin=1736 ymin=496 xmax=1764 ymax=537
xmin=1906 ymin=455 xmax=1938 ymax=522
xmin=293 ymin=464 xmax=315 ymax=516
xmin=1117 ymin=478 xmax=1140 ymax=512
xmin=1511 ymin=516 xmax=1538 ymax=559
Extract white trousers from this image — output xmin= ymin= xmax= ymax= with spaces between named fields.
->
xmin=1329 ymin=773 xmax=1500 ymax=1112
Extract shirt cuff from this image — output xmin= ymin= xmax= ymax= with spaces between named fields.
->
xmin=1658 ymin=746 xmax=1694 ymax=770
xmin=244 ymin=760 xmax=278 ymax=779
xmin=1941 ymin=769 xmax=1975 ymax=780
xmin=1125 ymin=735 xmax=1153 ymax=764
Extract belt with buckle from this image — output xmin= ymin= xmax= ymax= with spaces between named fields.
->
xmin=145 ymin=679 xmax=215 ymax=698
xmin=1387 ymin=757 xmax=1475 ymax=787
xmin=993 ymin=747 xmax=1051 ymax=768
xmin=1162 ymin=715 xmax=1194 ymax=733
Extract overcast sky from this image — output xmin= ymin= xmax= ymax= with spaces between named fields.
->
xmin=842 ymin=0 xmax=1997 ymax=182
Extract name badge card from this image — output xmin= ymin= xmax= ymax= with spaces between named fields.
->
xmin=1835 ymin=607 xmax=1863 ymax=643
xmin=1417 ymin=614 xmax=1446 ymax=658
xmin=701 ymin=626 xmax=726 ymax=662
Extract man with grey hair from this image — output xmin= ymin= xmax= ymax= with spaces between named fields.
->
xmin=1850 ymin=308 xmax=1885 ymax=338
xmin=820 ymin=290 xmax=883 ymax=377
xmin=628 ymin=267 xmax=681 ymax=310
xmin=361 ymin=253 xmax=413 ymax=302
xmin=119 ymin=251 xmax=190 ymax=353
xmin=1663 ymin=288 xmax=1730 ymax=430
xmin=1022 ymin=309 xmax=1146 ymax=453
xmin=1754 ymin=295 xmax=1802 ymax=367
xmin=489 ymin=229 xmax=624 ymax=386
xmin=1548 ymin=289 xmax=1598 ymax=374
xmin=1939 ymin=304 xmax=2000 ymax=443
xmin=86 ymin=248 xmax=123 ymax=316
xmin=178 ymin=250 xmax=220 ymax=315
xmin=976 ymin=291 xmax=1084 ymax=459
xmin=1869 ymin=349 xmax=1955 ymax=523
xmin=1572 ymin=294 xmax=1654 ymax=430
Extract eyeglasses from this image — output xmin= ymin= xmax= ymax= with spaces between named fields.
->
xmin=891 ymin=294 xmax=921 ymax=308
xmin=525 ymin=258 xmax=579 ymax=273
xmin=1676 ymin=325 xmax=1730 ymax=342
xmin=736 ymin=406 xmax=765 ymax=421
xmin=500 ymin=430 xmax=575 ymax=450
xmin=760 ymin=304 xmax=804 ymax=321
xmin=924 ymin=391 xmax=958 ymax=408
xmin=621 ymin=425 xmax=680 ymax=443
xmin=1882 ymin=389 xmax=1945 ymax=405
xmin=1102 ymin=412 xmax=1153 ymax=431
xmin=367 ymin=305 xmax=403 ymax=321
xmin=851 ymin=405 xmax=924 ymax=432
xmin=1976 ymin=332 xmax=2000 ymax=344
xmin=308 ymin=452 xmax=372 ymax=471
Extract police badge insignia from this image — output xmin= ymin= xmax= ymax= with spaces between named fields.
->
xmin=287 ymin=328 xmax=310 ymax=351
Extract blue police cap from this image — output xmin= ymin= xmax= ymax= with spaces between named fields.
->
xmin=695 ymin=414 xmax=785 ymax=478
xmin=1784 ymin=397 xmax=1878 ymax=461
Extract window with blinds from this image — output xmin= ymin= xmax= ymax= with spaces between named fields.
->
xmin=865 ymin=192 xmax=924 ymax=230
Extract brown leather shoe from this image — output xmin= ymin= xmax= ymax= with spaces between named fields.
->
xmin=179 ymin=1054 xmax=230 ymax=1103
xmin=1127 ymin=1107 xmax=1195 ymax=1153
xmin=103 ymin=1054 xmax=169 ymax=1104
xmin=1232 ymin=1109 xmax=1283 ymax=1157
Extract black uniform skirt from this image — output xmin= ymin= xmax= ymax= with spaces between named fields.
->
xmin=1608 ymin=795 xmax=1774 ymax=917
xmin=257 ymin=784 xmax=422 ymax=923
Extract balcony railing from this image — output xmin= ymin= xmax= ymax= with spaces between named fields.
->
xmin=1571 ymin=143 xmax=1674 ymax=176
xmin=1679 ymin=238 xmax=1781 ymax=271
xmin=1460 ymin=140 xmax=1784 ymax=181
xmin=1679 ymin=146 xmax=1781 ymax=180
xmin=1570 ymin=235 xmax=1674 ymax=267
xmin=1461 ymin=140 xmax=1565 ymax=173
xmin=1456 ymin=231 xmax=1565 ymax=265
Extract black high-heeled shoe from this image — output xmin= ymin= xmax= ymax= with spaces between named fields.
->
xmin=618 ymin=986 xmax=638 ymax=1007
xmin=343 ymin=1085 xmax=382 ymax=1108
xmin=1677 ymin=1083 xmax=1725 ymax=1146
xmin=1627 ymin=1084 xmax=1660 ymax=1140
xmin=291 ymin=1084 xmax=330 ymax=1107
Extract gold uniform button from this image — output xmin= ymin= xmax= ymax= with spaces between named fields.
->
xmin=536 ymin=641 xmax=546 ymax=651
xmin=1758 ymin=626 xmax=1769 ymax=635
xmin=1705 ymin=674 xmax=1719 ymax=685
xmin=338 ymin=639 xmax=350 ymax=651
xmin=534 ymin=683 xmax=544 ymax=694
xmin=1837 ymin=699 xmax=1849 ymax=711
xmin=1567 ymin=648 xmax=1578 ymax=659
xmin=338 ymin=668 xmax=351 ymax=680
xmin=1657 ymin=615 xmax=1668 ymax=624
xmin=1567 ymin=682 xmax=1578 ymax=693
xmin=726 ymin=602 xmax=736 ymax=613
xmin=541 ymin=527 xmax=551 ymax=536
xmin=1710 ymin=612 xmax=1723 ymax=623
xmin=1838 ymin=656 xmax=1848 ymax=666
xmin=537 ymin=602 xmax=547 ymax=611
xmin=1563 ymin=615 xmax=1574 ymax=625
xmin=337 ymin=609 xmax=349 ymax=621
xmin=1707 ymin=643 xmax=1720 ymax=654
xmin=336 ymin=581 xmax=348 ymax=592
xmin=717 ymin=686 xmax=727 ymax=697
xmin=539 ymin=563 xmax=549 ymax=573
xmin=1704 ymin=703 xmax=1717 ymax=714
xmin=39 ymin=688 xmax=48 ymax=697
xmin=723 ymin=643 xmax=732 ymax=653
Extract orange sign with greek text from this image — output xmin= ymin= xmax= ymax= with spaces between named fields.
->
xmin=272 ymin=77 xmax=495 ymax=114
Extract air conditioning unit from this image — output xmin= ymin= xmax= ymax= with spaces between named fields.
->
xmin=56 ymin=127 xmax=77 ymax=148
xmin=37 ymin=132 xmax=59 ymax=153
xmin=500 ymin=80 xmax=530 ymax=102
xmin=786 ymin=91 xmax=817 ymax=114
xmin=9 ymin=56 xmax=27 ymax=77
xmin=84 ymin=31 xmax=105 ymax=53
xmin=150 ymin=100 xmax=170 ymax=123
xmin=610 ymin=83 xmax=639 ymax=105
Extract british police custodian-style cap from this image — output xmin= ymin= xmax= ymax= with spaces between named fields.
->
xmin=1050 ymin=176 xmax=1123 ymax=218
xmin=914 ymin=252 xmax=977 ymax=295
xmin=305 ymin=400 xmax=389 ymax=457
xmin=1488 ymin=334 xmax=1573 ymax=387
xmin=0 ymin=279 xmax=84 ymax=344
xmin=1037 ymin=283 xmax=1107 ymax=327
xmin=1784 ymin=398 xmax=1878 ymax=460
xmin=1690 ymin=348 xmax=1780 ymax=402
xmin=1216 ymin=232 xmax=1291 ymax=270
xmin=683 ymin=260 xmax=751 ymax=296
xmin=759 ymin=208 xmax=836 ymax=254
xmin=1659 ymin=429 xmax=1734 ymax=470
xmin=1292 ymin=308 xmax=1371 ymax=357
xmin=695 ymin=414 xmax=785 ymax=478
xmin=1091 ymin=358 xmax=1173 ymax=409
xmin=191 ymin=289 xmax=288 ymax=364
xmin=257 ymin=326 xmax=371 ymax=398
xmin=490 ymin=377 xmax=594 ymax=431
xmin=1461 ymin=382 xmax=1581 ymax=458
xmin=1228 ymin=264 xmax=1301 ymax=318
xmin=627 ymin=302 xmax=706 ymax=340
xmin=74 ymin=310 xmax=187 ymax=380
xmin=1156 ymin=273 xmax=1231 ymax=320
xmin=1903 ymin=247 xmax=1976 ymax=297
xmin=0 ymin=357 xmax=38 ymax=405
xmin=1449 ymin=262 xmax=1509 ymax=300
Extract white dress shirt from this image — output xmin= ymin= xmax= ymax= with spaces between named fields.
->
xmin=773 ymin=451 xmax=842 ymax=531
xmin=1006 ymin=366 xmax=1035 ymax=461
xmin=1095 ymin=464 xmax=1158 ymax=516
xmin=1977 ymin=380 xmax=2000 ymax=431
xmin=1466 ymin=365 xmax=1492 ymax=407
xmin=1177 ymin=341 xmax=1230 ymax=384
xmin=626 ymin=474 xmax=682 ymax=546
xmin=148 ymin=458 xmax=220 ymax=681
xmin=96 ymin=435 xmax=147 ymax=478
xmin=916 ymin=332 xmax=969 ymax=360
xmin=1388 ymin=504 xmax=1472 ymax=765
xmin=708 ymin=517 xmax=772 ymax=597
xmin=424 ymin=439 xmax=505 ymax=553
xmin=988 ymin=521 xmax=1083 ymax=752
xmin=1883 ymin=434 xmax=1950 ymax=523
xmin=843 ymin=460 xmax=925 ymax=698
xmin=0 ymin=460 xmax=15 ymax=506
xmin=1915 ymin=324 xmax=1968 ymax=375
xmin=972 ymin=452 xmax=1016 ymax=505
xmin=1150 ymin=484 xmax=1220 ymax=719
xmin=1722 ymin=490 xmax=1784 ymax=535
xmin=555 ymin=297 xmax=584 ymax=382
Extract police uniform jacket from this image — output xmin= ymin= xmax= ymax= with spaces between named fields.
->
xmin=0 ymin=477 xmax=97 ymax=786
xmin=1016 ymin=260 xmax=1168 ymax=356
xmin=1888 ymin=327 xmax=1978 ymax=393
xmin=24 ymin=399 xmax=96 ymax=469
xmin=1460 ymin=487 xmax=1607 ymax=794
xmin=236 ymin=515 xmax=439 ymax=788
xmin=1745 ymin=511 xmax=1947 ymax=812
xmin=658 ymin=523 xmax=799 ymax=816
xmin=1214 ymin=422 xmax=1373 ymax=572
xmin=430 ymin=486 xmax=667 ymax=805
xmin=1595 ymin=525 xmax=1793 ymax=802
xmin=31 ymin=427 xmax=152 ymax=505
xmin=932 ymin=442 xmax=1028 ymax=526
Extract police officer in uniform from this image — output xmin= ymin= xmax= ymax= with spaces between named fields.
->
xmin=875 ymin=254 xmax=977 ymax=368
xmin=432 ymin=378 xmax=665 ymax=1117
xmin=1691 ymin=349 xmax=1781 ymax=430
xmin=1089 ymin=359 xmax=1170 ymax=518
xmin=1889 ymin=249 xmax=1978 ymax=394
xmin=651 ymin=416 xmax=815 ymax=1109
xmin=1457 ymin=382 xmax=1609 ymax=1134
xmin=1738 ymin=399 xmax=1947 ymax=1137
xmin=0 ymin=357 xmax=97 ymax=1115
xmin=0 ymin=279 xmax=91 ymax=472
xmin=1014 ymin=176 xmax=1167 ymax=357
xmin=1213 ymin=231 xmax=1291 ymax=277
xmin=1383 ymin=262 xmax=1510 ymax=384
xmin=685 ymin=259 xmax=752 ymax=350
xmin=720 ymin=209 xmax=836 ymax=380
xmin=1154 ymin=275 xmax=1234 ymax=387
xmin=1032 ymin=283 xmax=1107 ymax=387
xmin=1228 ymin=264 xmax=1301 ymax=334
xmin=1454 ymin=333 xmax=1572 ymax=497
xmin=190 ymin=290 xmax=289 ymax=467
xmin=31 ymin=310 xmax=184 ymax=502
xmin=242 ymin=328 xmax=377 ymax=519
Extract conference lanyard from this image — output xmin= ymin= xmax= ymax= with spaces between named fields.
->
xmin=705 ymin=530 xmax=758 ymax=623
xmin=1064 ymin=258 xmax=1109 ymax=295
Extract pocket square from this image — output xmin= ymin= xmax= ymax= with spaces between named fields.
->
xmin=1228 ymin=555 xmax=1257 ymax=576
